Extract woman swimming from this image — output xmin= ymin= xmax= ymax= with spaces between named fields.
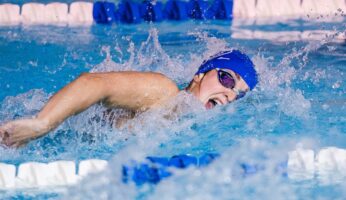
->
xmin=0 ymin=50 xmax=258 ymax=147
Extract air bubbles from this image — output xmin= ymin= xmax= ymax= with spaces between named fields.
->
xmin=332 ymin=81 xmax=341 ymax=89
xmin=28 ymin=60 xmax=38 ymax=67
xmin=322 ymin=104 xmax=329 ymax=110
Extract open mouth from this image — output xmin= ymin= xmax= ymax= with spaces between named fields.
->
xmin=205 ymin=99 xmax=218 ymax=109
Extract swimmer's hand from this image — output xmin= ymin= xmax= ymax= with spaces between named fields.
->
xmin=0 ymin=118 xmax=48 ymax=147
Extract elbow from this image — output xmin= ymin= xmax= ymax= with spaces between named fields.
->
xmin=78 ymin=72 xmax=91 ymax=81
xmin=77 ymin=72 xmax=98 ymax=85
xmin=76 ymin=72 xmax=109 ymax=100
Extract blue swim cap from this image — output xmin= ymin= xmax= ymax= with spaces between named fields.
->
xmin=196 ymin=50 xmax=258 ymax=90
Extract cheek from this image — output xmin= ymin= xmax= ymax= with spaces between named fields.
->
xmin=200 ymin=76 xmax=224 ymax=97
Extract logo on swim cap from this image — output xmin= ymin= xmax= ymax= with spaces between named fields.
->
xmin=196 ymin=50 xmax=258 ymax=90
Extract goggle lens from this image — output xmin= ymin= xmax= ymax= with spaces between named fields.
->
xmin=217 ymin=69 xmax=247 ymax=100
xmin=218 ymin=70 xmax=236 ymax=89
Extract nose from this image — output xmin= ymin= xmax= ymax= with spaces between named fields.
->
xmin=225 ymin=91 xmax=237 ymax=103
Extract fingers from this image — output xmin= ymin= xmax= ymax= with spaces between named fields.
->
xmin=4 ymin=132 xmax=26 ymax=147
xmin=2 ymin=131 xmax=13 ymax=147
xmin=0 ymin=119 xmax=45 ymax=148
xmin=0 ymin=123 xmax=9 ymax=139
xmin=0 ymin=123 xmax=22 ymax=147
xmin=1 ymin=132 xmax=28 ymax=148
xmin=0 ymin=127 xmax=4 ymax=139
xmin=0 ymin=126 xmax=8 ymax=145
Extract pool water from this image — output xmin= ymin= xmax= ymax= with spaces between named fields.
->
xmin=0 ymin=18 xmax=345 ymax=199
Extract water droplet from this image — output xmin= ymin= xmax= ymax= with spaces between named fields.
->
xmin=332 ymin=82 xmax=340 ymax=89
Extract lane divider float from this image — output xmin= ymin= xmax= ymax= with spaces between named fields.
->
xmin=0 ymin=147 xmax=346 ymax=189
xmin=231 ymin=29 xmax=346 ymax=43
xmin=0 ymin=0 xmax=345 ymax=25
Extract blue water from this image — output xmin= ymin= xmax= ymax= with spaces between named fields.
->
xmin=0 ymin=18 xmax=345 ymax=199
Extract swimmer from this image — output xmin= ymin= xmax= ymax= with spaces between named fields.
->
xmin=0 ymin=50 xmax=258 ymax=147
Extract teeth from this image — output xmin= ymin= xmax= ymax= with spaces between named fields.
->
xmin=210 ymin=99 xmax=217 ymax=106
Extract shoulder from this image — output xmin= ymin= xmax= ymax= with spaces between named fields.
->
xmin=82 ymin=71 xmax=178 ymax=89
xmin=148 ymin=72 xmax=179 ymax=92
xmin=83 ymin=71 xmax=179 ymax=93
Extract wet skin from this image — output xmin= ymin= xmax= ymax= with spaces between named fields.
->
xmin=188 ymin=69 xmax=249 ymax=109
xmin=0 ymin=70 xmax=249 ymax=147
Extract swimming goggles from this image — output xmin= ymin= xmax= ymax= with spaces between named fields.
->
xmin=217 ymin=68 xmax=247 ymax=100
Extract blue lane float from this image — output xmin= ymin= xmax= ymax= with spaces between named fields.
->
xmin=164 ymin=0 xmax=189 ymax=20
xmin=118 ymin=0 xmax=141 ymax=23
xmin=93 ymin=1 xmax=117 ymax=24
xmin=122 ymin=153 xmax=220 ymax=185
xmin=122 ymin=153 xmax=288 ymax=185
xmin=187 ymin=0 xmax=210 ymax=19
xmin=210 ymin=0 xmax=233 ymax=19
xmin=92 ymin=0 xmax=234 ymax=24
xmin=140 ymin=1 xmax=164 ymax=22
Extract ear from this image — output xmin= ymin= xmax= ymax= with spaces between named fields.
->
xmin=193 ymin=73 xmax=205 ymax=83
xmin=186 ymin=73 xmax=205 ymax=91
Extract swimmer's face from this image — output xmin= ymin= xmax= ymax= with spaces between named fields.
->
xmin=188 ymin=69 xmax=249 ymax=109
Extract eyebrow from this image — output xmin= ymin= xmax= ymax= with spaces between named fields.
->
xmin=235 ymin=73 xmax=241 ymax=81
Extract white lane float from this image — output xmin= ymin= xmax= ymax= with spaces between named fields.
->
xmin=45 ymin=3 xmax=69 ymax=24
xmin=68 ymin=2 xmax=93 ymax=26
xmin=231 ymin=29 xmax=346 ymax=43
xmin=21 ymin=3 xmax=47 ymax=25
xmin=287 ymin=148 xmax=315 ymax=180
xmin=232 ymin=0 xmax=257 ymax=18
xmin=0 ymin=163 xmax=16 ymax=188
xmin=0 ymin=4 xmax=21 ymax=25
xmin=0 ymin=159 xmax=107 ymax=190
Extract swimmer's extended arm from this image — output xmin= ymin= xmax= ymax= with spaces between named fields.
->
xmin=0 ymin=72 xmax=179 ymax=147
xmin=0 ymin=73 xmax=112 ymax=146
xmin=37 ymin=73 xmax=118 ymax=129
